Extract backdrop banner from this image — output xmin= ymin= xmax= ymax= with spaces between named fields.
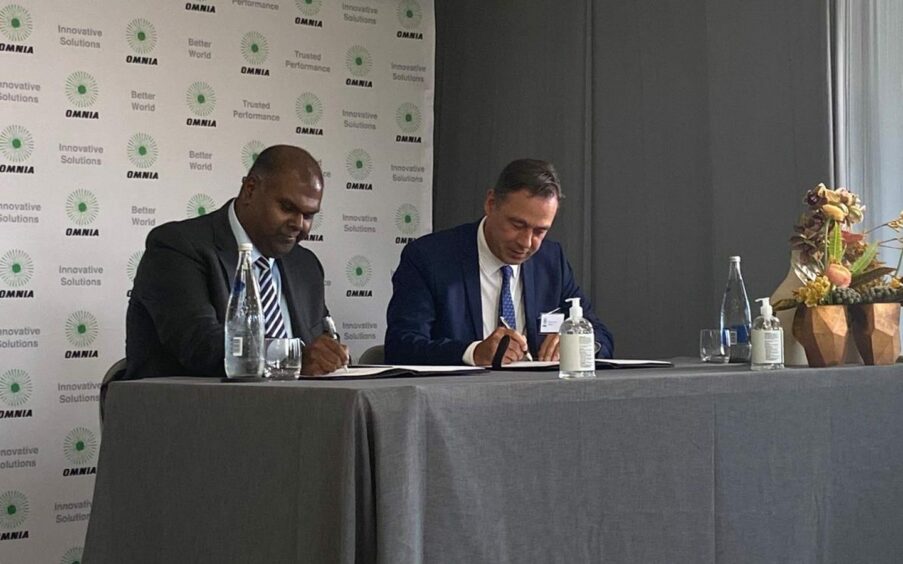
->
xmin=0 ymin=0 xmax=434 ymax=560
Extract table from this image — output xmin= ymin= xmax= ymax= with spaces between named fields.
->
xmin=83 ymin=360 xmax=903 ymax=563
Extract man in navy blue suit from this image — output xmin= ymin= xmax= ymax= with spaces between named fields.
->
xmin=385 ymin=159 xmax=613 ymax=366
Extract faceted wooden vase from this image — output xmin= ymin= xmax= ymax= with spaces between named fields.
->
xmin=792 ymin=305 xmax=849 ymax=367
xmin=850 ymin=303 xmax=901 ymax=366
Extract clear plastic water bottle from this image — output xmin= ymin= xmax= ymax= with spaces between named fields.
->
xmin=559 ymin=297 xmax=596 ymax=379
xmin=720 ymin=256 xmax=752 ymax=363
xmin=224 ymin=243 xmax=264 ymax=378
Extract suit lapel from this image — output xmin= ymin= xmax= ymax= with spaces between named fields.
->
xmin=522 ymin=257 xmax=539 ymax=355
xmin=462 ymin=222 xmax=483 ymax=339
xmin=276 ymin=253 xmax=307 ymax=342
xmin=213 ymin=201 xmax=238 ymax=290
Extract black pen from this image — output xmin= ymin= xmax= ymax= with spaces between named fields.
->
xmin=498 ymin=317 xmax=533 ymax=361
xmin=323 ymin=316 xmax=349 ymax=372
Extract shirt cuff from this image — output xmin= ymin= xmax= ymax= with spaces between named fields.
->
xmin=462 ymin=341 xmax=481 ymax=366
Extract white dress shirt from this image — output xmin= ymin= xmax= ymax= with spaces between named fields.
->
xmin=228 ymin=201 xmax=294 ymax=338
xmin=462 ymin=217 xmax=526 ymax=365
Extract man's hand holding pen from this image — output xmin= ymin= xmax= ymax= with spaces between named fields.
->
xmin=301 ymin=316 xmax=350 ymax=376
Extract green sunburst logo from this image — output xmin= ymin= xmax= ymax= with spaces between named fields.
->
xmin=64 ymin=427 xmax=98 ymax=466
xmin=395 ymin=103 xmax=422 ymax=133
xmin=126 ymin=18 xmax=157 ymax=54
xmin=0 ymin=125 xmax=33 ymax=162
xmin=295 ymin=0 xmax=321 ymax=16
xmin=0 ymin=491 xmax=28 ymax=530
xmin=0 ymin=249 xmax=33 ymax=287
xmin=65 ymin=189 xmax=99 ymax=226
xmin=241 ymin=140 xmax=265 ymax=171
xmin=0 ymin=4 xmax=32 ymax=42
xmin=345 ymin=148 xmax=373 ymax=180
xmin=0 ymin=369 xmax=31 ymax=407
xmin=65 ymin=310 xmax=99 ymax=348
xmin=345 ymin=45 xmax=373 ymax=77
xmin=346 ymin=255 xmax=372 ymax=287
xmin=65 ymin=71 xmax=99 ymax=108
xmin=127 ymin=250 xmax=143 ymax=282
xmin=127 ymin=132 xmax=158 ymax=169
xmin=185 ymin=81 xmax=216 ymax=116
xmin=59 ymin=547 xmax=84 ymax=564
xmin=241 ymin=31 xmax=269 ymax=65
xmin=397 ymin=0 xmax=422 ymax=29
xmin=394 ymin=204 xmax=420 ymax=235
xmin=186 ymin=193 xmax=216 ymax=217
xmin=295 ymin=92 xmax=323 ymax=125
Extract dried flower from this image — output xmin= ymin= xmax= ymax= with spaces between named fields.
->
xmin=825 ymin=263 xmax=852 ymax=288
xmin=822 ymin=204 xmax=846 ymax=222
xmin=794 ymin=276 xmax=831 ymax=307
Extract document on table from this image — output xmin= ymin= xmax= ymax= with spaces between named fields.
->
xmin=300 ymin=365 xmax=487 ymax=380
xmin=492 ymin=359 xmax=673 ymax=371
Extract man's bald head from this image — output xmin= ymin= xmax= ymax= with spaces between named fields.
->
xmin=236 ymin=145 xmax=325 ymax=258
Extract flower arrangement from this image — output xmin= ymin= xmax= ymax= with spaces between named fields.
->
xmin=775 ymin=183 xmax=903 ymax=310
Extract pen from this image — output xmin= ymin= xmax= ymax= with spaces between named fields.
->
xmin=323 ymin=316 xmax=349 ymax=372
xmin=498 ymin=317 xmax=533 ymax=361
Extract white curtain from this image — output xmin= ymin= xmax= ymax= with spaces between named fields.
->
xmin=834 ymin=0 xmax=903 ymax=269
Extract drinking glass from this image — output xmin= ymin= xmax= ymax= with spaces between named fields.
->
xmin=700 ymin=329 xmax=729 ymax=363
xmin=264 ymin=338 xmax=303 ymax=379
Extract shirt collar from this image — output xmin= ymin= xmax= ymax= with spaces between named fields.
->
xmin=477 ymin=217 xmax=519 ymax=278
xmin=228 ymin=200 xmax=268 ymax=266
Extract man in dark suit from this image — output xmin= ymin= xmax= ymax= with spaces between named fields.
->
xmin=385 ymin=158 xmax=613 ymax=366
xmin=125 ymin=145 xmax=348 ymax=379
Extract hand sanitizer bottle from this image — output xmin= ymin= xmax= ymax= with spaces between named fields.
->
xmin=559 ymin=298 xmax=596 ymax=379
xmin=750 ymin=297 xmax=784 ymax=371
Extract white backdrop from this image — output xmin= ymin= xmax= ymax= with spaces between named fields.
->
xmin=0 ymin=0 xmax=434 ymax=561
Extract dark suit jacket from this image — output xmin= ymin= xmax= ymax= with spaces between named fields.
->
xmin=125 ymin=201 xmax=328 ymax=379
xmin=384 ymin=221 xmax=614 ymax=365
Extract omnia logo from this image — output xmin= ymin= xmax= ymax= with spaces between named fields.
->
xmin=241 ymin=140 xmax=265 ymax=171
xmin=302 ymin=211 xmax=323 ymax=242
xmin=394 ymin=204 xmax=420 ymax=243
xmin=0 ymin=4 xmax=34 ymax=54
xmin=240 ymin=31 xmax=269 ymax=75
xmin=127 ymin=132 xmax=159 ymax=179
xmin=295 ymin=92 xmax=324 ymax=136
xmin=64 ymin=71 xmax=100 ymax=119
xmin=395 ymin=103 xmax=422 ymax=142
xmin=185 ymin=0 xmax=216 ymax=13
xmin=63 ymin=426 xmax=98 ymax=475
xmin=125 ymin=18 xmax=158 ymax=65
xmin=0 ymin=249 xmax=34 ymax=292
xmin=65 ymin=189 xmax=100 ymax=235
xmin=64 ymin=310 xmax=99 ymax=357
xmin=345 ymin=45 xmax=373 ymax=88
xmin=185 ymin=81 xmax=217 ymax=127
xmin=187 ymin=193 xmax=216 ymax=218
xmin=345 ymin=255 xmax=373 ymax=296
xmin=0 ymin=125 xmax=34 ymax=173
xmin=345 ymin=149 xmax=373 ymax=186
xmin=0 ymin=369 xmax=32 ymax=415
xmin=396 ymin=0 xmax=423 ymax=39
xmin=0 ymin=491 xmax=29 ymax=540
xmin=294 ymin=0 xmax=323 ymax=26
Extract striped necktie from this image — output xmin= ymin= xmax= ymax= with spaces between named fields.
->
xmin=254 ymin=256 xmax=288 ymax=338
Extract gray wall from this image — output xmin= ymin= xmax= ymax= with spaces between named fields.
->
xmin=434 ymin=0 xmax=832 ymax=357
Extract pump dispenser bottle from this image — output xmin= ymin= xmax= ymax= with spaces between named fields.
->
xmin=559 ymin=298 xmax=596 ymax=379
xmin=750 ymin=297 xmax=784 ymax=371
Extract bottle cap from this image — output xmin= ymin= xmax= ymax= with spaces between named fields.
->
xmin=566 ymin=297 xmax=583 ymax=320
xmin=239 ymin=243 xmax=253 ymax=252
xmin=756 ymin=297 xmax=772 ymax=318
xmin=729 ymin=256 xmax=741 ymax=263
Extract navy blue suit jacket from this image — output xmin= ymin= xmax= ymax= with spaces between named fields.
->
xmin=385 ymin=221 xmax=613 ymax=365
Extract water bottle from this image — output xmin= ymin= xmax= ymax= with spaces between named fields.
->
xmin=224 ymin=243 xmax=265 ymax=378
xmin=720 ymin=256 xmax=752 ymax=363
xmin=559 ymin=297 xmax=596 ymax=379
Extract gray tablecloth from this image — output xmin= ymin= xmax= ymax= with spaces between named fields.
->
xmin=83 ymin=360 xmax=903 ymax=563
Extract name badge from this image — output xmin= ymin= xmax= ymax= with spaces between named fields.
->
xmin=539 ymin=313 xmax=565 ymax=334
